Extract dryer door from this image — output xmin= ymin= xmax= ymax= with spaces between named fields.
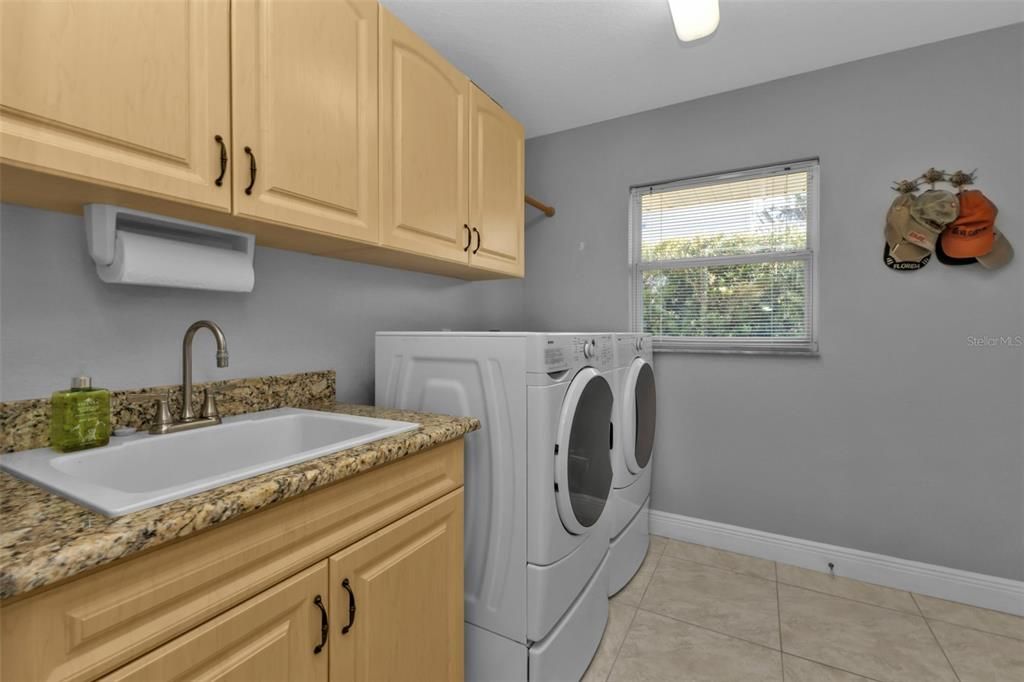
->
xmin=554 ymin=367 xmax=614 ymax=535
xmin=623 ymin=358 xmax=656 ymax=474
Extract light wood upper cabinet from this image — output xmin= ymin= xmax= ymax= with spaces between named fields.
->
xmin=103 ymin=562 xmax=330 ymax=682
xmin=1 ymin=0 xmax=525 ymax=279
xmin=0 ymin=0 xmax=232 ymax=211
xmin=329 ymin=489 xmax=464 ymax=682
xmin=469 ymin=85 xmax=525 ymax=277
xmin=232 ymin=0 xmax=379 ymax=244
xmin=379 ymin=8 xmax=471 ymax=263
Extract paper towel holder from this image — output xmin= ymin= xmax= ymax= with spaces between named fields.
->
xmin=85 ymin=204 xmax=255 ymax=269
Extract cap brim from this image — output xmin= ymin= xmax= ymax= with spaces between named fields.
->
xmin=935 ymin=238 xmax=977 ymax=266
xmin=977 ymin=231 xmax=1014 ymax=270
xmin=884 ymin=241 xmax=930 ymax=271
xmin=941 ymin=227 xmax=995 ymax=258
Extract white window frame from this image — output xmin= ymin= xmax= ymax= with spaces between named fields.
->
xmin=629 ymin=160 xmax=820 ymax=355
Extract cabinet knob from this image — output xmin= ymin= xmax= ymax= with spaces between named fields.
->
xmin=472 ymin=227 xmax=481 ymax=254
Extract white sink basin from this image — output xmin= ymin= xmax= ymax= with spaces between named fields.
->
xmin=0 ymin=408 xmax=419 ymax=517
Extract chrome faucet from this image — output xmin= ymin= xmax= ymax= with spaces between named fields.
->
xmin=181 ymin=320 xmax=229 ymax=422
xmin=130 ymin=321 xmax=230 ymax=434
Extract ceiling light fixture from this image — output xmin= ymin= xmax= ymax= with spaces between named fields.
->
xmin=668 ymin=0 xmax=720 ymax=42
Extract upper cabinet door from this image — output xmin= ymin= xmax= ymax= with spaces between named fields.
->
xmin=379 ymin=8 xmax=470 ymax=263
xmin=232 ymin=0 xmax=379 ymax=244
xmin=0 ymin=0 xmax=231 ymax=210
xmin=329 ymin=490 xmax=464 ymax=682
xmin=468 ymin=85 xmax=525 ymax=277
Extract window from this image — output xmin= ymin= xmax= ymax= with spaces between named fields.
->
xmin=629 ymin=160 xmax=819 ymax=354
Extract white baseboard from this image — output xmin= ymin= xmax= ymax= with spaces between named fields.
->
xmin=649 ymin=509 xmax=1024 ymax=617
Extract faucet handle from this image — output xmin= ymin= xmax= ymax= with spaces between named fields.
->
xmin=125 ymin=392 xmax=174 ymax=432
xmin=200 ymin=389 xmax=221 ymax=420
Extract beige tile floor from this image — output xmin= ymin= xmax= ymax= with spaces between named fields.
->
xmin=584 ymin=536 xmax=1024 ymax=682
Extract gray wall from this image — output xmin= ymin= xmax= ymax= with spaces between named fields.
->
xmin=0 ymin=204 xmax=524 ymax=401
xmin=522 ymin=25 xmax=1024 ymax=580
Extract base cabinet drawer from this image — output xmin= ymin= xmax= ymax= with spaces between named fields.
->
xmin=329 ymin=489 xmax=464 ymax=682
xmin=103 ymin=563 xmax=330 ymax=682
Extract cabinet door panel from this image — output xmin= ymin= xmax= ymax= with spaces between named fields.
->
xmin=380 ymin=8 xmax=469 ymax=263
xmin=232 ymin=0 xmax=378 ymax=243
xmin=103 ymin=562 xmax=329 ymax=682
xmin=330 ymin=489 xmax=464 ymax=682
xmin=469 ymin=85 xmax=525 ymax=276
xmin=0 ymin=0 xmax=231 ymax=210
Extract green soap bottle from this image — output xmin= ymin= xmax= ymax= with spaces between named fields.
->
xmin=50 ymin=376 xmax=111 ymax=452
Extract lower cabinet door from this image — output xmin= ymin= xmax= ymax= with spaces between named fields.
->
xmin=329 ymin=489 xmax=464 ymax=682
xmin=103 ymin=562 xmax=330 ymax=682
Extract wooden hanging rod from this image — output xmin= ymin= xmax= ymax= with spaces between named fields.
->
xmin=525 ymin=194 xmax=555 ymax=217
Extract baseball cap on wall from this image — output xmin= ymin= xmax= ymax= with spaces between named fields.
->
xmin=883 ymin=194 xmax=931 ymax=271
xmin=936 ymin=190 xmax=1013 ymax=269
xmin=906 ymin=190 xmax=959 ymax=251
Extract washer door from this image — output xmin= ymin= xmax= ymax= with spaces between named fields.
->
xmin=623 ymin=358 xmax=656 ymax=474
xmin=554 ymin=367 xmax=614 ymax=535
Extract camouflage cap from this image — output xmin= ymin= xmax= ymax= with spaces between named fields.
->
xmin=910 ymin=190 xmax=959 ymax=235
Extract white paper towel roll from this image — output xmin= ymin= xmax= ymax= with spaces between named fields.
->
xmin=96 ymin=231 xmax=255 ymax=292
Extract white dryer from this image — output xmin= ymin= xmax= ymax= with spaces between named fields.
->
xmin=375 ymin=332 xmax=616 ymax=681
xmin=607 ymin=333 xmax=656 ymax=595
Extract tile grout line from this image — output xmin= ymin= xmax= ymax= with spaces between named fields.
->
xmin=775 ymin=564 xmax=784 ymax=680
xmin=910 ymin=591 xmax=926 ymax=617
xmin=634 ymin=551 xmax=664 ymax=605
xmin=661 ymin=542 xmax=776 ymax=582
xmin=660 ymin=552 xmax=777 ymax=585
xmin=910 ymin=592 xmax=1024 ymax=642
xmin=601 ymin=541 xmax=664 ymax=679
xmin=776 ymin=580 xmax=925 ymax=618
xmin=667 ymin=532 xmax=946 ymax=618
xmin=783 ymin=652 xmax=891 ymax=682
xmin=666 ymin=539 xmax=924 ymax=617
xmin=634 ymin=604 xmax=782 ymax=654
xmin=602 ymin=606 xmax=639 ymax=682
xmin=920 ymin=617 xmax=963 ymax=682
xmin=915 ymin=590 xmax=963 ymax=682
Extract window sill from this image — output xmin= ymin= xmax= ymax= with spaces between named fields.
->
xmin=652 ymin=343 xmax=819 ymax=357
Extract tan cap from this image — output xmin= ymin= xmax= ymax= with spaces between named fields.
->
xmin=906 ymin=190 xmax=959 ymax=252
xmin=883 ymin=194 xmax=931 ymax=270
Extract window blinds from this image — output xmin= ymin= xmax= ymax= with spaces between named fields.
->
xmin=630 ymin=161 xmax=818 ymax=354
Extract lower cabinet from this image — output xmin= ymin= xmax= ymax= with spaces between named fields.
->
xmin=103 ymin=488 xmax=463 ymax=682
xmin=0 ymin=440 xmax=465 ymax=682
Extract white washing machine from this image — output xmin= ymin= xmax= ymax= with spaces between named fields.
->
xmin=375 ymin=332 xmax=616 ymax=681
xmin=607 ymin=333 xmax=656 ymax=595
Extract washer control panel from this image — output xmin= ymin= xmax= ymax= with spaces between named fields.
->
xmin=532 ymin=334 xmax=614 ymax=372
xmin=614 ymin=333 xmax=652 ymax=364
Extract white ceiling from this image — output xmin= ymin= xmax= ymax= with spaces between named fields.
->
xmin=382 ymin=0 xmax=1024 ymax=138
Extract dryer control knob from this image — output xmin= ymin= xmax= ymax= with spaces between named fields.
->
xmin=583 ymin=340 xmax=595 ymax=359
xmin=636 ymin=337 xmax=644 ymax=352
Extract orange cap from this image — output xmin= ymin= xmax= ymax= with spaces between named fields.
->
xmin=940 ymin=190 xmax=997 ymax=259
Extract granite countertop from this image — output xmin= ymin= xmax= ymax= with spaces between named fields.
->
xmin=0 ymin=402 xmax=478 ymax=601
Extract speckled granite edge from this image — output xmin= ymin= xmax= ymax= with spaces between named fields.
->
xmin=0 ymin=370 xmax=336 ymax=453
xmin=0 ymin=402 xmax=478 ymax=600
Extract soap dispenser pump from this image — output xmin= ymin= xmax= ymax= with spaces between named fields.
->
xmin=49 ymin=375 xmax=111 ymax=452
